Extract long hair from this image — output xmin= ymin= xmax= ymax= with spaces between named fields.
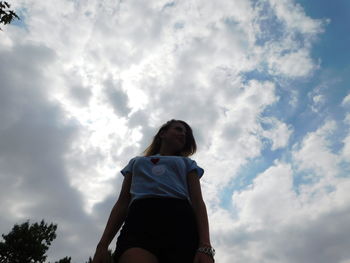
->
xmin=143 ymin=119 xmax=197 ymax=157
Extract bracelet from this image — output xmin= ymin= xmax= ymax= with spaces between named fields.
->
xmin=197 ymin=246 xmax=215 ymax=259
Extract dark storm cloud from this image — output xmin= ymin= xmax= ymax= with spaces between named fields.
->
xmin=66 ymin=69 xmax=92 ymax=106
xmin=0 ymin=43 xmax=100 ymax=262
xmin=279 ymin=207 xmax=350 ymax=263
xmin=128 ymin=110 xmax=149 ymax=128
xmin=215 ymin=205 xmax=350 ymax=263
xmin=70 ymin=84 xmax=92 ymax=106
xmin=103 ymin=76 xmax=131 ymax=117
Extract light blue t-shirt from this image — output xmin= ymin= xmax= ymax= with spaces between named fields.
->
xmin=121 ymin=154 xmax=204 ymax=204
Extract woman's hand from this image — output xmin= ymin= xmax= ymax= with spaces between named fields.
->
xmin=193 ymin=251 xmax=215 ymax=263
xmin=91 ymin=244 xmax=109 ymax=263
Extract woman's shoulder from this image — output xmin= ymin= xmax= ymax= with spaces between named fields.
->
xmin=124 ymin=155 xmax=143 ymax=163
xmin=130 ymin=154 xmax=196 ymax=162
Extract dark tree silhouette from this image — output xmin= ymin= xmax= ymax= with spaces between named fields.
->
xmin=53 ymin=256 xmax=72 ymax=263
xmin=0 ymin=1 xmax=19 ymax=30
xmin=0 ymin=220 xmax=115 ymax=263
xmin=0 ymin=220 xmax=72 ymax=263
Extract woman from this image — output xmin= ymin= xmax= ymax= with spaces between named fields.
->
xmin=92 ymin=119 xmax=215 ymax=263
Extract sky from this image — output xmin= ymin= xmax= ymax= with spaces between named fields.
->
xmin=1 ymin=0 xmax=350 ymax=262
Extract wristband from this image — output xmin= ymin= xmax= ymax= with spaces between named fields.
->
xmin=197 ymin=246 xmax=215 ymax=260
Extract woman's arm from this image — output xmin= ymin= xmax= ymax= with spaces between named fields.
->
xmin=187 ymin=170 xmax=211 ymax=246
xmin=92 ymin=173 xmax=132 ymax=262
xmin=187 ymin=170 xmax=215 ymax=262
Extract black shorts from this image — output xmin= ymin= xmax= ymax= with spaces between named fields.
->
xmin=113 ymin=197 xmax=199 ymax=263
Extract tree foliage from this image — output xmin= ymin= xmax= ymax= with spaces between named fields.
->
xmin=0 ymin=1 xmax=20 ymax=30
xmin=0 ymin=220 xmax=57 ymax=263
xmin=54 ymin=256 xmax=72 ymax=263
xmin=0 ymin=220 xmax=114 ymax=263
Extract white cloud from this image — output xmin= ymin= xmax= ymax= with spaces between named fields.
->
xmin=308 ymin=84 xmax=329 ymax=113
xmin=202 ymin=80 xmax=278 ymax=187
xmin=226 ymin=159 xmax=350 ymax=263
xmin=267 ymin=48 xmax=317 ymax=77
xmin=341 ymin=112 xmax=350 ymax=161
xmin=342 ymin=93 xmax=350 ymax=106
xmin=293 ymin=120 xmax=338 ymax=180
xmin=269 ymin=0 xmax=328 ymax=35
xmin=261 ymin=117 xmax=293 ymax=150
xmin=310 ymin=94 xmax=325 ymax=112
xmin=345 ymin=113 xmax=350 ymax=125
xmin=342 ymin=135 xmax=350 ymax=161
xmin=211 ymin=116 xmax=350 ymax=262
xmin=233 ymin=162 xmax=297 ymax=228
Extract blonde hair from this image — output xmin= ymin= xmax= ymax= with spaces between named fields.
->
xmin=143 ymin=119 xmax=197 ymax=157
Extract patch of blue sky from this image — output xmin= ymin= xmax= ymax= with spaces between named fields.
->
xmin=223 ymin=110 xmax=346 ymax=201
xmin=338 ymin=161 xmax=350 ymax=179
xmin=219 ymin=179 xmax=237 ymax=210
xmin=292 ymin=169 xmax=336 ymax=196
xmin=174 ymin=22 xmax=184 ymax=30
xmin=240 ymin=69 xmax=272 ymax=84
xmin=270 ymin=75 xmax=348 ymax=147
xmin=162 ymin=1 xmax=176 ymax=11
xmin=291 ymin=169 xmax=319 ymax=195
xmin=226 ymin=147 xmax=338 ymax=199
xmin=310 ymin=67 xmax=350 ymax=102
xmin=223 ymin=18 xmax=250 ymax=49
xmin=219 ymin=127 xmax=349 ymax=209
xmin=243 ymin=77 xmax=347 ymax=160
xmin=293 ymin=0 xmax=350 ymax=125
xmin=252 ymin=1 xmax=286 ymax=46
xmin=257 ymin=83 xmax=300 ymax=124
xmin=289 ymin=74 xmax=350 ymax=142
xmin=296 ymin=0 xmax=350 ymax=69
xmin=321 ymin=126 xmax=346 ymax=154
xmin=10 ymin=7 xmax=27 ymax=30
xmin=223 ymin=17 xmax=239 ymax=28
xmin=318 ymin=105 xmax=350 ymax=155
xmin=239 ymin=73 xmax=316 ymax=151
xmin=84 ymin=10 xmax=93 ymax=17
xmin=324 ymin=184 xmax=337 ymax=194
xmin=220 ymin=146 xmax=285 ymax=210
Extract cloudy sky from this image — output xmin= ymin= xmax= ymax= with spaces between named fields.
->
xmin=1 ymin=0 xmax=350 ymax=262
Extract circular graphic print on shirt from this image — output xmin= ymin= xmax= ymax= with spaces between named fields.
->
xmin=152 ymin=165 xmax=166 ymax=176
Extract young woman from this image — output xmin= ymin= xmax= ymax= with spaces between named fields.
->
xmin=92 ymin=119 xmax=215 ymax=263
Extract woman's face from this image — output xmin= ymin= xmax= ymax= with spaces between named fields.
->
xmin=160 ymin=122 xmax=187 ymax=151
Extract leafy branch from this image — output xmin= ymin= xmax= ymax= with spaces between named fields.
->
xmin=0 ymin=1 xmax=20 ymax=30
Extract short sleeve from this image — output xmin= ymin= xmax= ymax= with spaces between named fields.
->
xmin=120 ymin=157 xmax=137 ymax=176
xmin=187 ymin=159 xmax=204 ymax=178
